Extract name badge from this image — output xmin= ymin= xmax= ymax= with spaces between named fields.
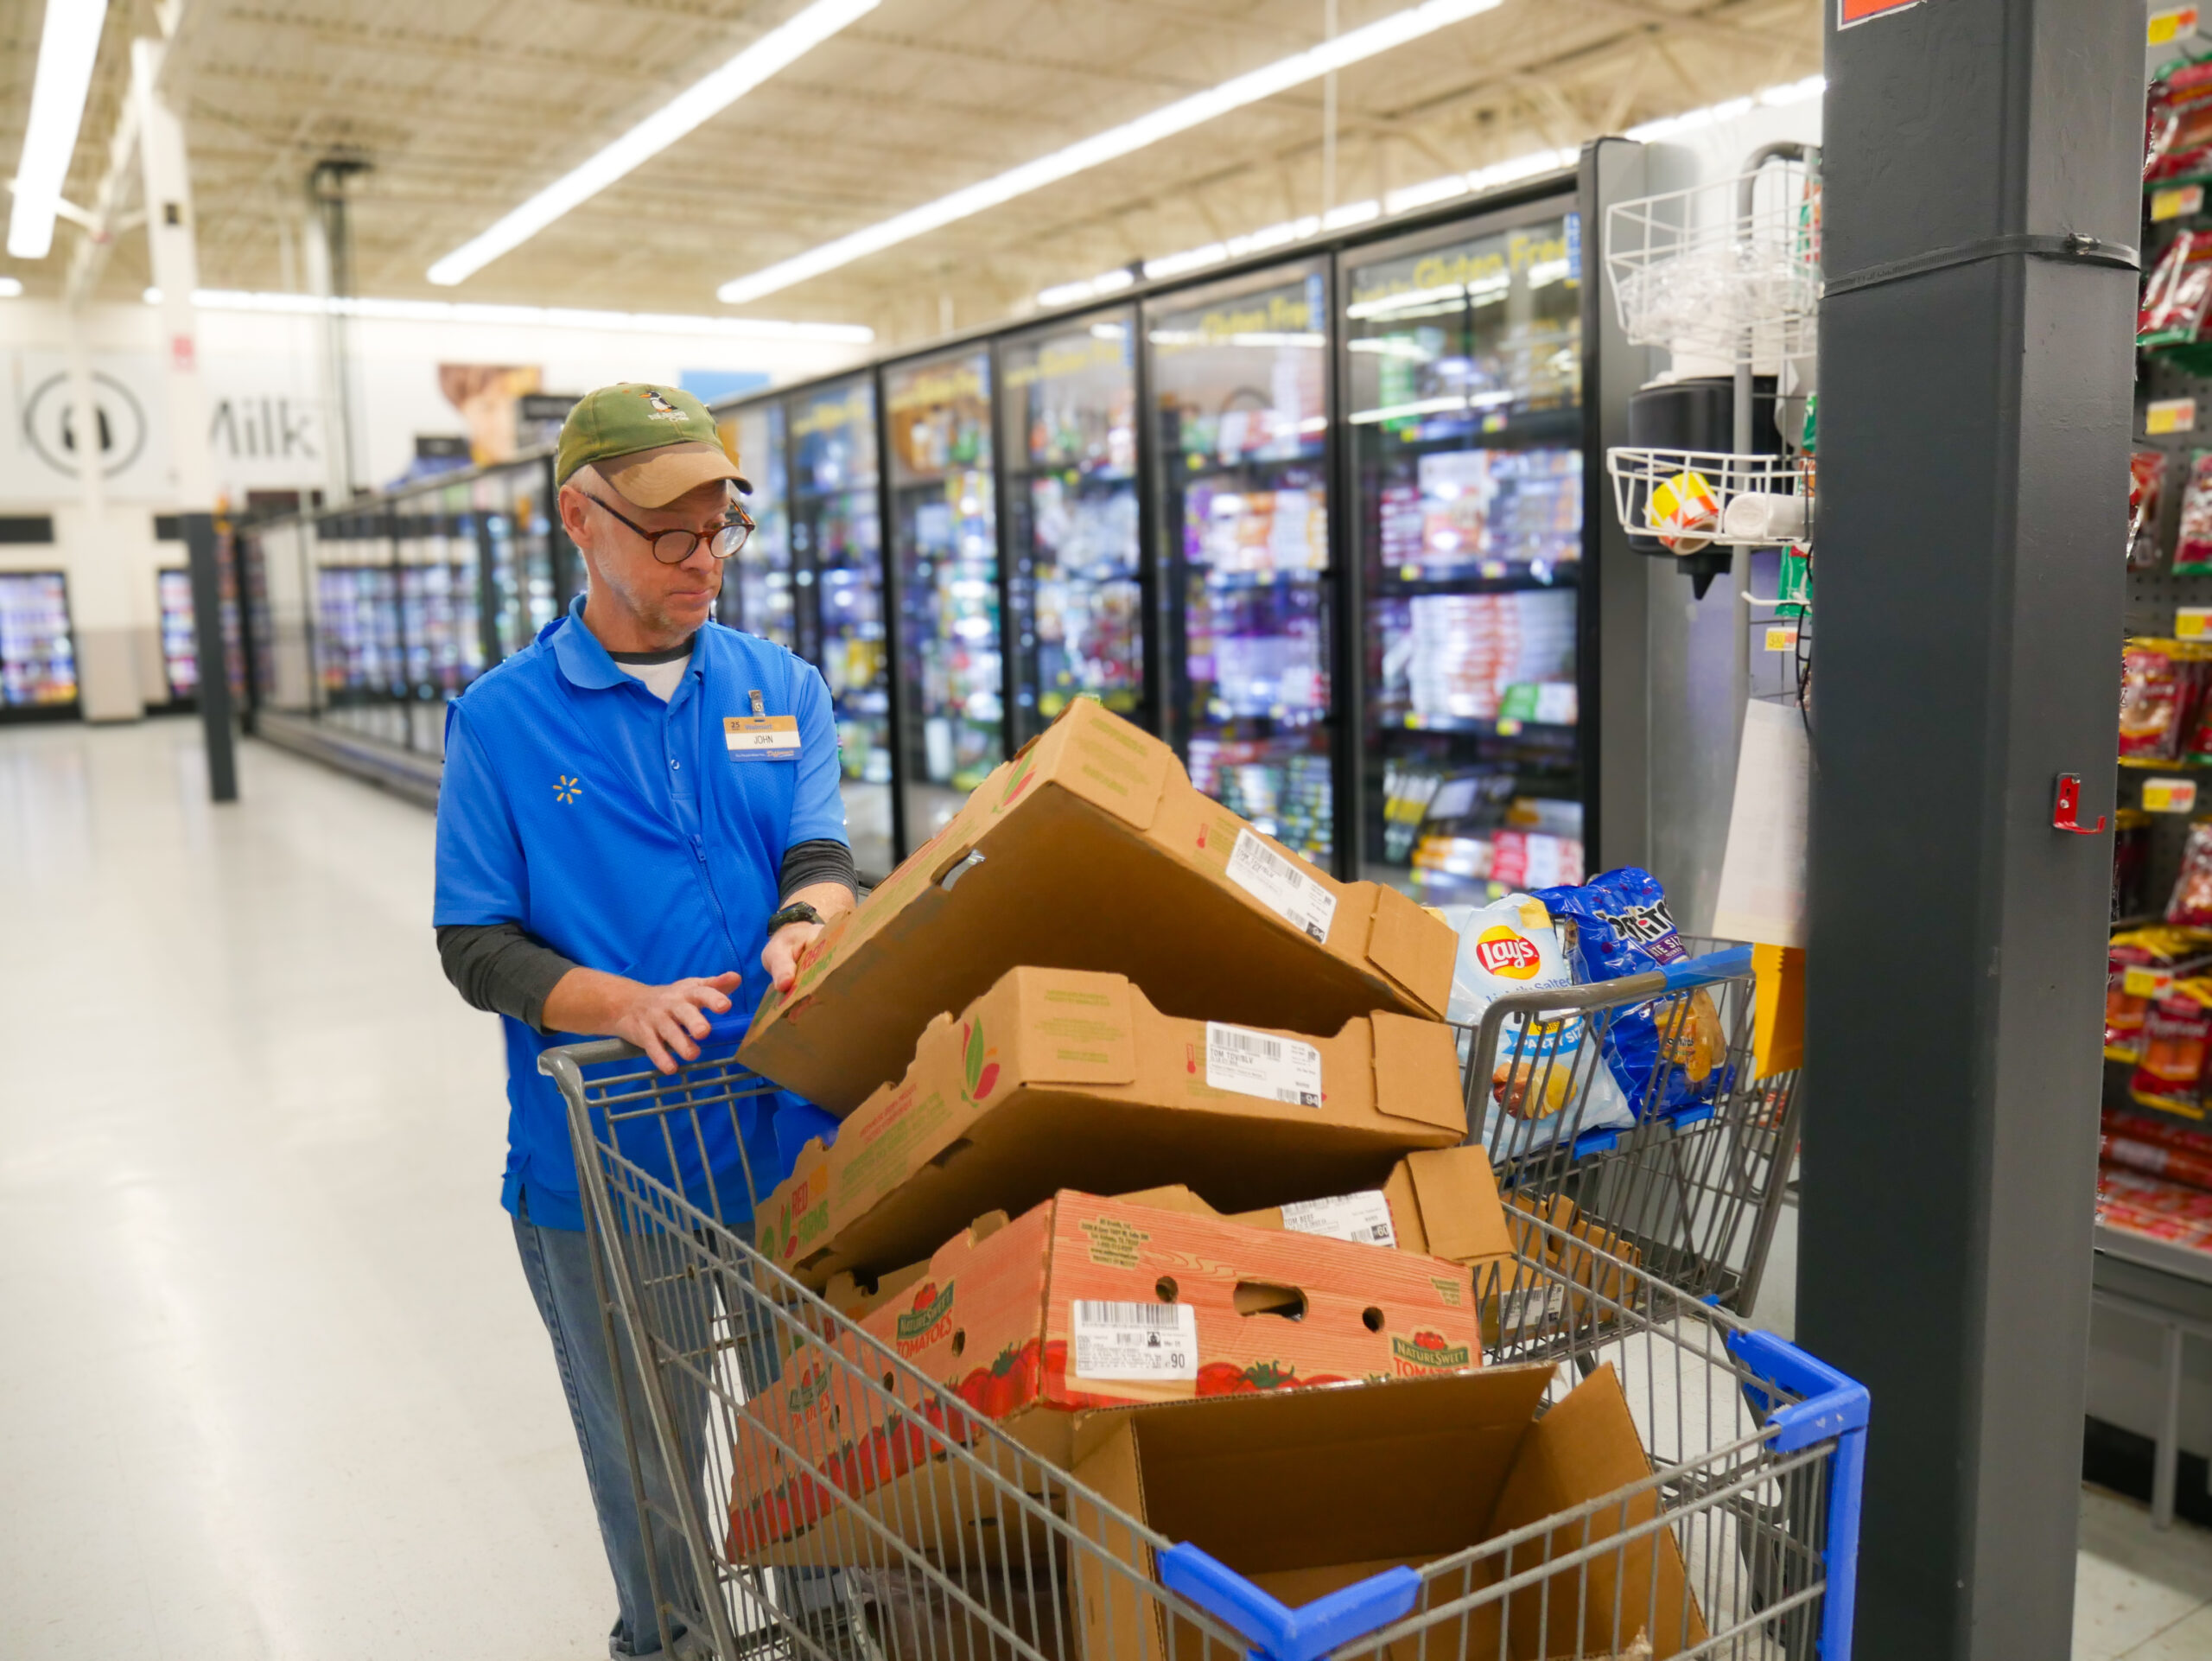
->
xmin=725 ymin=715 xmax=801 ymax=759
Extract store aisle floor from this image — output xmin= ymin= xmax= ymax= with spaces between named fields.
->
xmin=0 ymin=721 xmax=611 ymax=1661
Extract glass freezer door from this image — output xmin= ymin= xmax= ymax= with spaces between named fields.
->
xmin=1344 ymin=211 xmax=1587 ymax=903
xmin=787 ymin=377 xmax=891 ymax=878
xmin=715 ymin=400 xmax=795 ymax=649
xmin=885 ymin=347 xmax=1001 ymax=848
xmin=1001 ymin=309 xmax=1143 ymax=747
xmin=1148 ymin=262 xmax=1334 ymax=868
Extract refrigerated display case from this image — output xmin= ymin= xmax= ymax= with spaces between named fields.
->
xmin=158 ymin=568 xmax=197 ymax=700
xmin=1001 ymin=309 xmax=1145 ymax=748
xmin=479 ymin=461 xmax=559 ymax=654
xmin=787 ymin=376 xmax=892 ymax=877
xmin=1343 ymin=205 xmax=1589 ymax=902
xmin=885 ymin=347 xmax=1001 ymax=845
xmin=0 ymin=571 xmax=77 ymax=711
xmin=715 ymin=401 xmax=795 ymax=649
xmin=1148 ymin=261 xmax=1334 ymax=865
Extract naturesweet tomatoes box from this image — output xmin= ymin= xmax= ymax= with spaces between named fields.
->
xmin=754 ymin=964 xmax=1466 ymax=1294
xmin=724 ymin=1187 xmax=1482 ymax=1565
xmin=739 ymin=697 xmax=1457 ymax=1113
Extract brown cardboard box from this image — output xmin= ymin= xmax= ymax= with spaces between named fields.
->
xmin=739 ymin=698 xmax=1458 ymax=1111
xmin=1066 ymin=1369 xmax=1706 ymax=1661
xmin=755 ymin=965 xmax=1466 ymax=1290
xmin=726 ymin=1189 xmax=1484 ymax=1565
xmin=1223 ymin=1146 xmax=1515 ymax=1275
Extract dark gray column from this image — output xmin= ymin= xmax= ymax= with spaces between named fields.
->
xmin=1800 ymin=1 xmax=2141 ymax=1654
xmin=181 ymin=511 xmax=238 ymax=803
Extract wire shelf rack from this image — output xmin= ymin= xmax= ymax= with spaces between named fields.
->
xmin=1605 ymin=161 xmax=1822 ymax=366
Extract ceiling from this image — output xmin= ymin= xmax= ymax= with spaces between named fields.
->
xmin=0 ymin=0 xmax=1821 ymax=347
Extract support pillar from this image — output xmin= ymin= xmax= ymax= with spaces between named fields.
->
xmin=135 ymin=35 xmax=233 ymax=800
xmin=1799 ymin=0 xmax=2142 ymax=1654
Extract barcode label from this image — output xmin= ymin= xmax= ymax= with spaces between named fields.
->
xmin=1279 ymin=1191 xmax=1396 ymax=1247
xmin=1495 ymin=1283 xmax=1567 ymax=1330
xmin=1071 ymin=1300 xmax=1198 ymax=1382
xmin=1206 ymin=1021 xmax=1323 ymax=1106
xmin=1224 ymin=829 xmax=1338 ymax=944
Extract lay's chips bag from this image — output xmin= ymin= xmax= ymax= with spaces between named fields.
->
xmin=1533 ymin=868 xmax=1726 ymax=1119
xmin=1437 ymin=894 xmax=1636 ymax=1155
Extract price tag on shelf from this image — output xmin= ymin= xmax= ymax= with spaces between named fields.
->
xmin=1764 ymin=625 xmax=1800 ymax=652
xmin=2126 ymin=967 xmax=2178 ymax=1000
xmin=2179 ymin=608 xmax=2212 ymax=640
xmin=2145 ymin=778 xmax=2199 ymax=814
xmin=2154 ymin=184 xmax=2206 ymax=223
xmin=2150 ymin=4 xmax=2200 ymax=45
xmin=2148 ymin=398 xmax=2199 ymax=436
xmin=1496 ymin=718 xmax=1523 ymax=736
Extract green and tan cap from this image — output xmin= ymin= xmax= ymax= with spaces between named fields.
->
xmin=555 ymin=382 xmax=752 ymax=506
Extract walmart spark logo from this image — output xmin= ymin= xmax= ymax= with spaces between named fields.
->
xmin=553 ymin=774 xmax=582 ymax=805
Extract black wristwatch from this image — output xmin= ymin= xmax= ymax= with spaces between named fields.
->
xmin=766 ymin=901 xmax=825 ymax=937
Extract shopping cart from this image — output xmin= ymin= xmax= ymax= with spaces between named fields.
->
xmin=539 ymin=1019 xmax=1859 ymax=1661
xmin=1460 ymin=943 xmax=1803 ymax=1315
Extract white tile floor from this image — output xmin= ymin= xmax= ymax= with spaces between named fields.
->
xmin=2 ymin=716 xmax=2207 ymax=1661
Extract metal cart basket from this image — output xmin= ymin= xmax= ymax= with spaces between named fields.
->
xmin=1462 ymin=943 xmax=1803 ymax=1316
xmin=539 ymin=1018 xmax=1857 ymax=1661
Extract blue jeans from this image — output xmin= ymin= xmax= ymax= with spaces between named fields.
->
xmin=513 ymin=1196 xmax=715 ymax=1658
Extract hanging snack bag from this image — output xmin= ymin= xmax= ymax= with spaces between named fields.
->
xmin=2132 ymin=450 xmax=2169 ymax=570
xmin=2146 ymin=58 xmax=2212 ymax=182
xmin=2139 ymin=231 xmax=2212 ymax=347
xmin=2170 ymin=823 xmax=2212 ymax=927
xmin=2121 ymin=643 xmax=2187 ymax=760
xmin=2130 ymin=977 xmax=2212 ymax=1116
xmin=1436 ymin=895 xmax=1634 ymax=1151
xmin=2107 ymin=927 xmax=2212 ymax=1060
xmin=2177 ymin=453 xmax=2212 ymax=575
xmin=1532 ymin=868 xmax=1726 ymax=1119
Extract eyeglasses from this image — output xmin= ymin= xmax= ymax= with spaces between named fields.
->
xmin=585 ymin=491 xmax=754 ymax=563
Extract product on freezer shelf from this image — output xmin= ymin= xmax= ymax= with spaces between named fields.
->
xmin=2177 ymin=453 xmax=2212 ymax=576
xmin=1403 ymin=589 xmax=1576 ymax=727
xmin=1534 ymin=867 xmax=1724 ymax=1119
xmin=2120 ymin=642 xmax=2193 ymax=761
xmin=724 ymin=1188 xmax=1484 ymax=1560
xmin=2169 ymin=823 xmax=2212 ymax=927
xmin=1391 ymin=449 xmax=1583 ymax=576
xmin=2107 ymin=927 xmax=2212 ymax=1059
xmin=2131 ymin=977 xmax=2212 ymax=1115
xmin=2102 ymin=1108 xmax=2212 ymax=1191
xmin=2132 ymin=450 xmax=2169 ymax=570
xmin=2139 ymin=229 xmax=2212 ymax=347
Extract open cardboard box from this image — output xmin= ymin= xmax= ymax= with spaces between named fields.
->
xmin=757 ymin=965 xmax=1467 ymax=1292
xmin=1066 ymin=1368 xmax=1706 ymax=1661
xmin=727 ymin=1188 xmax=1484 ymax=1568
xmin=740 ymin=699 xmax=1459 ymax=1111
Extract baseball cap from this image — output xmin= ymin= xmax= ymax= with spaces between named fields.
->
xmin=554 ymin=382 xmax=753 ymax=506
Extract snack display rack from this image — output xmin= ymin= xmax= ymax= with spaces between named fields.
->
xmin=537 ymin=1026 xmax=1862 ymax=1661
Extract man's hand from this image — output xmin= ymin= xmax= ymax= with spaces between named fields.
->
xmin=543 ymin=967 xmax=743 ymax=1075
xmin=763 ymin=921 xmax=824 ymax=995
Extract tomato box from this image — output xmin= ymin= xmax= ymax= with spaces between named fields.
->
xmin=725 ymin=1188 xmax=1483 ymax=1564
xmin=739 ymin=697 xmax=1458 ymax=1112
xmin=1065 ymin=1368 xmax=1704 ymax=1661
xmin=755 ymin=965 xmax=1467 ymax=1292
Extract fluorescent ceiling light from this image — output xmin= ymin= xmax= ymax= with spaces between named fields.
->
xmin=429 ymin=0 xmax=878 ymax=286
xmin=8 ymin=0 xmax=111 ymax=260
xmin=721 ymin=0 xmax=1507 ymax=305
xmin=191 ymin=289 xmax=873 ymax=342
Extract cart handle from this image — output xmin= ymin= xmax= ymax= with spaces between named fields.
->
xmin=1159 ymin=1543 xmax=1421 ymax=1661
xmin=1462 ymin=945 xmax=1754 ymax=1089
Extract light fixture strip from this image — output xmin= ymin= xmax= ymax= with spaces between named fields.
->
xmin=189 ymin=289 xmax=874 ymax=343
xmin=717 ymin=0 xmax=1505 ymax=306
xmin=428 ymin=0 xmax=879 ymax=287
xmin=8 ymin=0 xmax=112 ymax=260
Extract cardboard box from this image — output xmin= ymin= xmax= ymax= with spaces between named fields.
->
xmin=1066 ymin=1368 xmax=1705 ymax=1661
xmin=740 ymin=699 xmax=1459 ymax=1111
xmin=1480 ymin=1193 xmax=1643 ymax=1342
xmin=756 ymin=965 xmax=1467 ymax=1291
xmin=1221 ymin=1145 xmax=1515 ymax=1275
xmin=726 ymin=1189 xmax=1484 ymax=1563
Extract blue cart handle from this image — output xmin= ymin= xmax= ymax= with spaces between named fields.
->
xmin=1160 ymin=1544 xmax=1421 ymax=1661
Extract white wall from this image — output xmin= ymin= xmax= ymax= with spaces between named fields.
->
xmin=0 ymin=296 xmax=867 ymax=718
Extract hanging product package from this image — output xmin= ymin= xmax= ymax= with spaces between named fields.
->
xmin=2130 ymin=977 xmax=2212 ymax=1116
xmin=2121 ymin=642 xmax=2190 ymax=761
xmin=2146 ymin=57 xmax=2212 ymax=183
xmin=2170 ymin=823 xmax=2212 ymax=927
xmin=2176 ymin=452 xmax=2212 ymax=575
xmin=1436 ymin=894 xmax=1634 ymax=1154
xmin=2132 ymin=450 xmax=2170 ymax=570
xmin=2106 ymin=926 xmax=2212 ymax=1060
xmin=2139 ymin=231 xmax=2212 ymax=347
xmin=1531 ymin=868 xmax=1726 ymax=1119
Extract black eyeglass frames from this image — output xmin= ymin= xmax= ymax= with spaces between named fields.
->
xmin=585 ymin=491 xmax=754 ymax=563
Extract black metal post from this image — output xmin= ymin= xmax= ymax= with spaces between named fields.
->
xmin=1799 ymin=2 xmax=2141 ymax=1655
xmin=181 ymin=509 xmax=238 ymax=801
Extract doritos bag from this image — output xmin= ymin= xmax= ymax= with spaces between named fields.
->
xmin=1533 ymin=868 xmax=1726 ymax=1118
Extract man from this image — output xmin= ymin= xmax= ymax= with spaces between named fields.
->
xmin=433 ymin=382 xmax=856 ymax=1658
